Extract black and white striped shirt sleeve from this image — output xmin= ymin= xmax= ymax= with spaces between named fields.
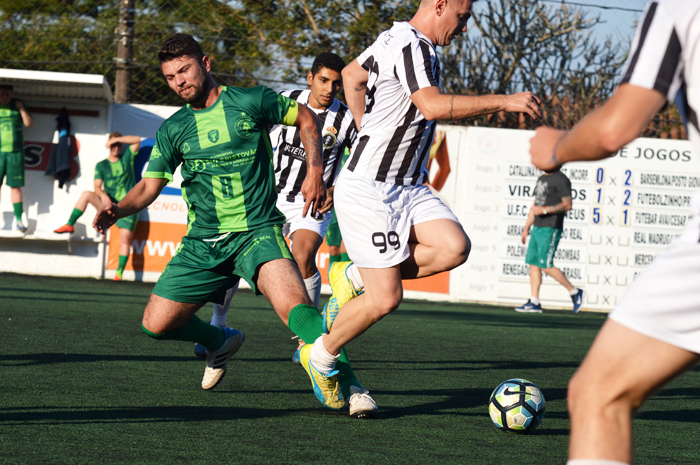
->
xmin=620 ymin=1 xmax=682 ymax=101
xmin=396 ymin=39 xmax=439 ymax=96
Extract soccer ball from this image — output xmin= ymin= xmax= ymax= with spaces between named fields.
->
xmin=489 ymin=378 xmax=545 ymax=433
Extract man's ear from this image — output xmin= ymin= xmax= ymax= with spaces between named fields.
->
xmin=307 ymin=71 xmax=314 ymax=86
xmin=435 ymin=0 xmax=447 ymax=16
xmin=201 ymin=55 xmax=212 ymax=73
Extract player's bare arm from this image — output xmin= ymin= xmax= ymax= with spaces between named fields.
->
xmin=14 ymin=100 xmax=34 ymax=128
xmin=93 ymin=177 xmax=167 ymax=236
xmin=521 ymin=202 xmax=536 ymax=244
xmin=530 ymin=84 xmax=667 ymax=171
xmin=531 ymin=196 xmax=572 ymax=217
xmin=410 ymin=86 xmax=542 ymax=122
xmin=342 ymin=59 xmax=369 ymax=131
xmin=294 ymin=104 xmax=326 ymax=217
xmin=105 ymin=135 xmax=142 ymax=154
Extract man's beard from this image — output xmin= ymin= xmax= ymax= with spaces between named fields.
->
xmin=180 ymin=78 xmax=211 ymax=105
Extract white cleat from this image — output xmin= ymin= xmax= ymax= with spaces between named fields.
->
xmin=348 ymin=385 xmax=378 ymax=419
xmin=202 ymin=328 xmax=245 ymax=390
xmin=15 ymin=220 xmax=27 ymax=234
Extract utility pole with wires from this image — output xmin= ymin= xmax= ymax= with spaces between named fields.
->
xmin=115 ymin=0 xmax=136 ymax=104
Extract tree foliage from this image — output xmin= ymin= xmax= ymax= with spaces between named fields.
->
xmin=441 ymin=0 xmax=625 ymax=130
xmin=0 ymin=0 xmax=686 ymax=138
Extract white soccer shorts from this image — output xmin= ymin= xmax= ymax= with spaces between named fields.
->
xmin=277 ymin=198 xmax=333 ymax=242
xmin=610 ymin=190 xmax=700 ymax=354
xmin=334 ymin=169 xmax=459 ymax=268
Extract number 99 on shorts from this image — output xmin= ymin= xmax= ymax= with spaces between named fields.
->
xmin=372 ymin=231 xmax=401 ymax=254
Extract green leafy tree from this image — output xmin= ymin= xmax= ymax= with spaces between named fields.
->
xmin=237 ymin=0 xmax=420 ymax=82
xmin=441 ymin=0 xmax=625 ymax=130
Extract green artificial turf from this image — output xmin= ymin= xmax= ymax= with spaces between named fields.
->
xmin=0 ymin=273 xmax=698 ymax=464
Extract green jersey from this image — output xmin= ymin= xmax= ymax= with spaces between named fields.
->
xmin=0 ymin=99 xmax=25 ymax=153
xmin=144 ymin=86 xmax=299 ymax=238
xmin=94 ymin=146 xmax=137 ymax=202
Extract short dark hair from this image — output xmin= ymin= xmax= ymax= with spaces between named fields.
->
xmin=158 ymin=33 xmax=205 ymax=64
xmin=0 ymin=84 xmax=13 ymax=91
xmin=311 ymin=52 xmax=346 ymax=76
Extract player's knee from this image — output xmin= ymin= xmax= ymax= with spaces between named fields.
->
xmin=367 ymin=289 xmax=402 ymax=321
xmin=567 ymin=371 xmax=586 ymax=418
xmin=294 ymin=254 xmax=317 ymax=279
xmin=142 ymin=322 xmax=166 ymax=340
xmin=443 ymin=232 xmax=471 ymax=270
xmin=568 ymin=368 xmax=638 ymax=421
xmin=456 ymin=234 xmax=471 ymax=264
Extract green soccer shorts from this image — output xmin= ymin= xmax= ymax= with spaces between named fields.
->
xmin=325 ymin=210 xmax=342 ymax=247
xmin=116 ymin=212 xmax=139 ymax=232
xmin=152 ymin=225 xmax=293 ymax=304
xmin=525 ymin=226 xmax=562 ymax=269
xmin=0 ymin=151 xmax=25 ymax=188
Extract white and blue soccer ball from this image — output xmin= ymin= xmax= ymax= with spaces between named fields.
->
xmin=488 ymin=378 xmax=546 ymax=433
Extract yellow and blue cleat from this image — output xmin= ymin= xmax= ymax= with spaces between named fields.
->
xmin=291 ymin=338 xmax=304 ymax=365
xmin=300 ymin=343 xmax=344 ymax=410
xmin=324 ymin=261 xmax=363 ymax=332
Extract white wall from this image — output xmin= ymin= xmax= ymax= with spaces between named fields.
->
xmin=0 ymin=99 xmax=112 ymax=278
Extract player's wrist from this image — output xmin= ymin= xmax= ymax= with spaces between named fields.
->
xmin=549 ymin=133 xmax=567 ymax=168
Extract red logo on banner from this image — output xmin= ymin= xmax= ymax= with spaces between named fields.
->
xmin=24 ymin=138 xmax=80 ymax=180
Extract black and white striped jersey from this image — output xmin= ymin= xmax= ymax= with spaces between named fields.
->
xmin=273 ymin=89 xmax=357 ymax=203
xmin=621 ymin=0 xmax=700 ymax=154
xmin=346 ymin=21 xmax=441 ymax=186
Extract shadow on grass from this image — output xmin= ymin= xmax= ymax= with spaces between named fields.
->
xmin=0 ymin=286 xmax=152 ymax=299
xmin=392 ymin=309 xmax=607 ymax=330
xmin=0 ymin=352 xmax=250 ymax=366
xmin=347 ymin=359 xmax=583 ymax=373
xmin=0 ymin=405 xmax=313 ymax=425
xmin=637 ymin=409 xmax=700 ymax=423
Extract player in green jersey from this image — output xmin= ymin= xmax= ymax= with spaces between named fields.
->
xmin=0 ymin=84 xmax=34 ymax=233
xmin=54 ymin=132 xmax=141 ymax=281
xmin=93 ymin=34 xmax=364 ymax=413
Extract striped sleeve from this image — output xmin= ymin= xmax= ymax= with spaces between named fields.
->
xmin=620 ymin=1 xmax=681 ymax=100
xmin=357 ymin=41 xmax=376 ymax=71
xmin=396 ymin=38 xmax=439 ymax=96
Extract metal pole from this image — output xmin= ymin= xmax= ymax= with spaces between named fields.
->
xmin=114 ymin=0 xmax=135 ymax=104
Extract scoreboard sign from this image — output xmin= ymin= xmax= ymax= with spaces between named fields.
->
xmin=451 ymin=127 xmax=698 ymax=312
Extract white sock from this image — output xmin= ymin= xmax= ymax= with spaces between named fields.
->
xmin=309 ymin=335 xmax=339 ymax=375
xmin=304 ymin=271 xmax=322 ymax=309
xmin=570 ymin=287 xmax=580 ymax=296
xmin=530 ymin=296 xmax=540 ymax=305
xmin=348 ymin=263 xmax=364 ymax=289
xmin=567 ymin=460 xmax=629 ymax=465
xmin=211 ymin=278 xmax=239 ymax=327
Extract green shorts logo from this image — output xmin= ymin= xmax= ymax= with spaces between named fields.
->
xmin=182 ymin=143 xmax=191 ymax=154
xmin=208 ymin=130 xmax=220 ymax=144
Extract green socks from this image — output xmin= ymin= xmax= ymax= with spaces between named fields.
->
xmin=329 ymin=255 xmax=340 ymax=266
xmin=67 ymin=208 xmax=83 ymax=226
xmin=12 ymin=202 xmax=22 ymax=222
xmin=287 ymin=303 xmax=363 ymax=397
xmin=340 ymin=253 xmax=350 ymax=262
xmin=116 ymin=255 xmax=128 ymax=277
xmin=287 ymin=303 xmax=325 ymax=347
xmin=142 ymin=314 xmax=225 ymax=351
